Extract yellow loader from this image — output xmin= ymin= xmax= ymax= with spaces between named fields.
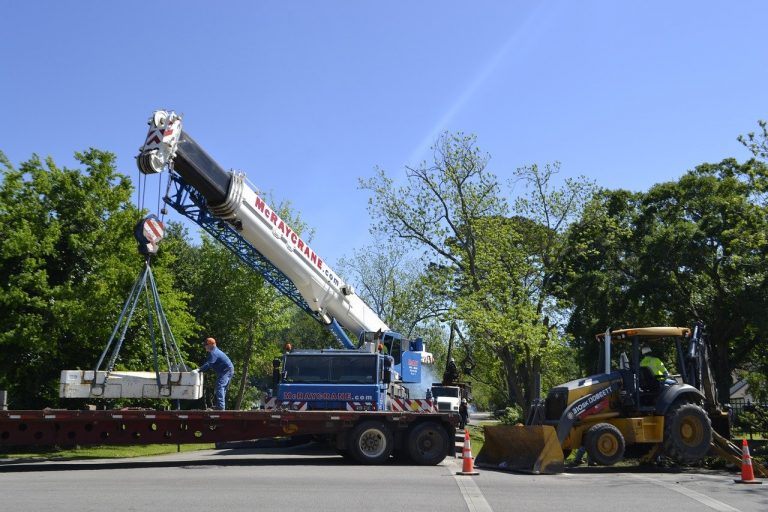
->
xmin=476 ymin=324 xmax=767 ymax=476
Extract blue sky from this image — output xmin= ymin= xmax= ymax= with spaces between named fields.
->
xmin=2 ymin=1 xmax=767 ymax=271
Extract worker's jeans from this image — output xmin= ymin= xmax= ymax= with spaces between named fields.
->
xmin=214 ymin=367 xmax=234 ymax=410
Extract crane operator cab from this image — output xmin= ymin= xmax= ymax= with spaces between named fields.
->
xmin=359 ymin=330 xmax=433 ymax=382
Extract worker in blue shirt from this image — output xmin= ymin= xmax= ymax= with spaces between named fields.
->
xmin=193 ymin=337 xmax=234 ymax=410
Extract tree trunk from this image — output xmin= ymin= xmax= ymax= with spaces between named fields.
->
xmin=234 ymin=318 xmax=255 ymax=410
xmin=709 ymin=331 xmax=731 ymax=406
xmin=500 ymin=348 xmax=528 ymax=415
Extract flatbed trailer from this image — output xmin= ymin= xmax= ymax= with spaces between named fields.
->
xmin=0 ymin=409 xmax=458 ymax=465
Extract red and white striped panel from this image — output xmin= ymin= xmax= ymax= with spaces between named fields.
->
xmin=390 ymin=398 xmax=436 ymax=413
xmin=143 ymin=127 xmax=164 ymax=148
xmin=143 ymin=217 xmax=164 ymax=244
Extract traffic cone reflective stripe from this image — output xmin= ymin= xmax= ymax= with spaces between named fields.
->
xmin=735 ymin=438 xmax=762 ymax=484
xmin=456 ymin=428 xmax=479 ymax=475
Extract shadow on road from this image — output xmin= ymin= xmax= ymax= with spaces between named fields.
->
xmin=0 ymin=442 xmax=348 ymax=473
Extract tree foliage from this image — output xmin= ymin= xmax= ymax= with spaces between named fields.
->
xmin=362 ymin=133 xmax=585 ymax=411
xmin=176 ymin=198 xmax=317 ymax=409
xmin=562 ymin=158 xmax=768 ymax=400
xmin=5 ymin=119 xmax=768 ymax=415
xmin=0 ymin=150 xmax=195 ymax=408
xmin=336 ymin=235 xmax=449 ymax=377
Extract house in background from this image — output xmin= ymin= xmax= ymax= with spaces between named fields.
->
xmin=730 ymin=376 xmax=756 ymax=412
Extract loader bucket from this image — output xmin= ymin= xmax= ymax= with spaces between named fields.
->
xmin=475 ymin=425 xmax=564 ymax=474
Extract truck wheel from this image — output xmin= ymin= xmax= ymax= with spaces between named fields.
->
xmin=408 ymin=421 xmax=450 ymax=465
xmin=585 ymin=423 xmax=625 ymax=466
xmin=349 ymin=421 xmax=393 ymax=464
xmin=663 ymin=402 xmax=712 ymax=463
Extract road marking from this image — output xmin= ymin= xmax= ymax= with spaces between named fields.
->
xmin=627 ymin=474 xmax=741 ymax=512
xmin=448 ymin=460 xmax=493 ymax=512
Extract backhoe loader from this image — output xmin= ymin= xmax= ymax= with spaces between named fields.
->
xmin=477 ymin=324 xmax=767 ymax=476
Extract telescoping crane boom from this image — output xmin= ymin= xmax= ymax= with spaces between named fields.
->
xmin=137 ymin=111 xmax=433 ymax=369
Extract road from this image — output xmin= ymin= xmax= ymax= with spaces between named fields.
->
xmin=1 ymin=443 xmax=766 ymax=512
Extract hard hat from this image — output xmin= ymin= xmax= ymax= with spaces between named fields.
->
xmin=205 ymin=337 xmax=216 ymax=346
xmin=641 ymin=344 xmax=651 ymax=355
xmin=461 ymin=398 xmax=467 ymax=403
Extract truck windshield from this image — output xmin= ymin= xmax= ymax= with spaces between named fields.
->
xmin=284 ymin=355 xmax=378 ymax=384
xmin=431 ymin=386 xmax=460 ymax=398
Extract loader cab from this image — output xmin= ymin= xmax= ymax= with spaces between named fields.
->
xmin=595 ymin=327 xmax=691 ymax=411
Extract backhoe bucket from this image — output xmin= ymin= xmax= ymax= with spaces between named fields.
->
xmin=475 ymin=425 xmax=564 ymax=474
xmin=710 ymin=431 xmax=768 ymax=478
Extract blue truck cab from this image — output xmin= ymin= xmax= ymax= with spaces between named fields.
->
xmin=278 ymin=350 xmax=394 ymax=410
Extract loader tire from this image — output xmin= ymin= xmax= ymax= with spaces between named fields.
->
xmin=663 ymin=401 xmax=712 ymax=464
xmin=408 ymin=421 xmax=450 ymax=465
xmin=585 ymin=423 xmax=625 ymax=466
xmin=349 ymin=421 xmax=393 ymax=464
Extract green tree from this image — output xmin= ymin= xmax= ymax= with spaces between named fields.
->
xmin=337 ymin=236 xmax=449 ymax=381
xmin=563 ymin=158 xmax=768 ymax=401
xmin=557 ymin=188 xmax=649 ymax=369
xmin=0 ymin=150 xmax=196 ymax=408
xmin=738 ymin=119 xmax=768 ymax=161
xmin=361 ymin=133 xmax=583 ymax=411
xmin=183 ymin=235 xmax=291 ymax=409
xmin=180 ymin=199 xmax=320 ymax=409
xmin=738 ymin=119 xmax=768 ymax=399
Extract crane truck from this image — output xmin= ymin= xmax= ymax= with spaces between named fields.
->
xmin=0 ymin=111 xmax=456 ymax=465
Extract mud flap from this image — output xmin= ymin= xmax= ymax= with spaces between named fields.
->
xmin=475 ymin=425 xmax=564 ymax=474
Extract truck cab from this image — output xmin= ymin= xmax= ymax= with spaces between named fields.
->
xmin=276 ymin=348 xmax=407 ymax=411
xmin=431 ymin=384 xmax=461 ymax=413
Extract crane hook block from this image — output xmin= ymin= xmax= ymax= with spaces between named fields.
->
xmin=135 ymin=215 xmax=165 ymax=255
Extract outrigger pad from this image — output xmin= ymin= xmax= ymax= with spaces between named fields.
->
xmin=59 ymin=370 xmax=203 ymax=400
xmin=475 ymin=424 xmax=564 ymax=474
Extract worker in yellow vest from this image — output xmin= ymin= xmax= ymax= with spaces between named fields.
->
xmin=640 ymin=345 xmax=676 ymax=385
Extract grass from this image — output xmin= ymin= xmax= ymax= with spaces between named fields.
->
xmin=0 ymin=443 xmax=216 ymax=461
xmin=463 ymin=420 xmax=494 ymax=455
xmin=733 ymin=431 xmax=766 ymax=442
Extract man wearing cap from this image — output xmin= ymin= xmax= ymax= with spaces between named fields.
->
xmin=192 ymin=337 xmax=234 ymax=410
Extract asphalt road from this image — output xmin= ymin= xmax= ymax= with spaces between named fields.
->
xmin=1 ymin=443 xmax=766 ymax=512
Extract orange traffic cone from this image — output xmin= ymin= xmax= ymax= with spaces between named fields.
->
xmin=734 ymin=438 xmax=762 ymax=484
xmin=456 ymin=428 xmax=479 ymax=475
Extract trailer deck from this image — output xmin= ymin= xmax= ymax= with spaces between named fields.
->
xmin=0 ymin=409 xmax=457 ymax=465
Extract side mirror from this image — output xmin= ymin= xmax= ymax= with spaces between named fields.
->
xmin=383 ymin=369 xmax=392 ymax=384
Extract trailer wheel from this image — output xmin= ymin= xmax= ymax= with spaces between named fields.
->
xmin=663 ymin=401 xmax=712 ymax=463
xmin=349 ymin=421 xmax=393 ymax=464
xmin=407 ymin=421 xmax=450 ymax=466
xmin=585 ymin=423 xmax=625 ymax=466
